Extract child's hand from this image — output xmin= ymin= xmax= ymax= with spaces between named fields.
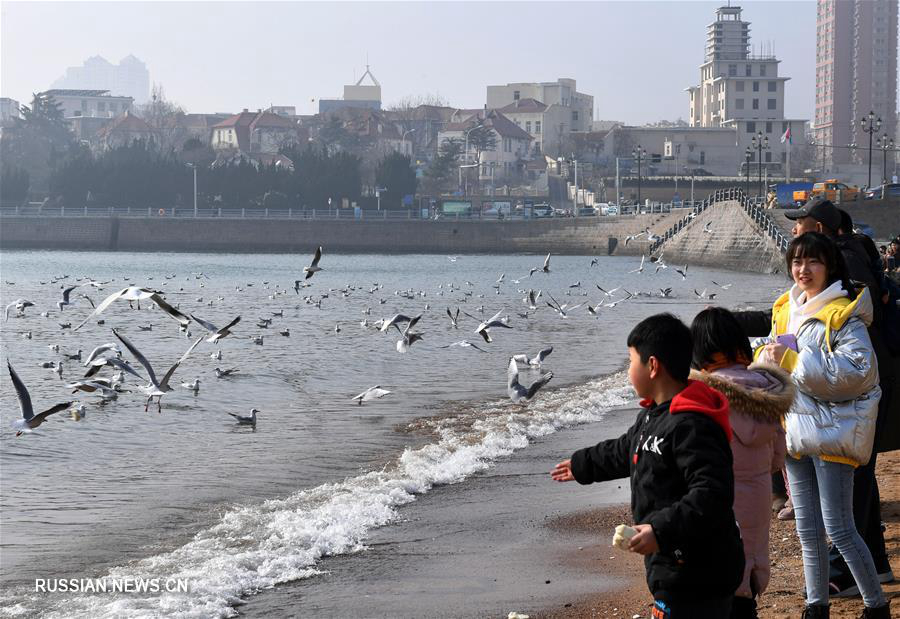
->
xmin=761 ymin=343 xmax=787 ymax=364
xmin=550 ymin=459 xmax=574 ymax=482
xmin=628 ymin=524 xmax=659 ymax=555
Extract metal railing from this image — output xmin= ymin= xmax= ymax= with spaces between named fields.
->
xmin=648 ymin=187 xmax=789 ymax=254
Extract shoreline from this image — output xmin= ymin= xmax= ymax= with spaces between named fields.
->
xmin=534 ymin=451 xmax=900 ymax=618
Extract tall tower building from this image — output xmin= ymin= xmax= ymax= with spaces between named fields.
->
xmin=815 ymin=0 xmax=898 ymax=168
xmin=687 ymin=5 xmax=806 ymax=176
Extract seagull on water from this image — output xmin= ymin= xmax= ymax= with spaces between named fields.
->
xmin=352 ymin=386 xmax=392 ymax=405
xmin=181 ymin=379 xmax=200 ymax=392
xmin=228 ymin=408 xmax=258 ymax=425
xmin=507 ymin=357 xmax=553 ymax=404
xmin=8 ymin=361 xmax=73 ymax=436
xmin=214 ymin=367 xmax=239 ymax=379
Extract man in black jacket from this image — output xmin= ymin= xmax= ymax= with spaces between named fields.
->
xmin=733 ymin=199 xmax=896 ymax=596
xmin=552 ymin=314 xmax=744 ymax=618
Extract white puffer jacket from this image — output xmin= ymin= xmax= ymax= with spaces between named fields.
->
xmin=752 ymin=286 xmax=881 ymax=466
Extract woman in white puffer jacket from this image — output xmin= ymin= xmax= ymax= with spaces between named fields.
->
xmin=753 ymin=231 xmax=887 ymax=619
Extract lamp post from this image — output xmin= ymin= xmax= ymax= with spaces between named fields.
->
xmin=401 ymin=128 xmax=416 ymax=157
xmin=632 ymin=145 xmax=646 ymax=206
xmin=462 ymin=122 xmax=484 ymax=197
xmin=751 ymin=132 xmax=769 ymax=199
xmin=878 ymin=134 xmax=894 ymax=186
xmin=860 ymin=110 xmax=882 ymax=188
xmin=186 ymin=163 xmax=198 ymax=217
xmin=744 ymin=147 xmax=753 ymax=198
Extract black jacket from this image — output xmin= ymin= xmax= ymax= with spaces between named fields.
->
xmin=570 ymin=381 xmax=744 ymax=602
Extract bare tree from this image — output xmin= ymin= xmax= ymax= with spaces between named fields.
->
xmin=135 ymin=84 xmax=185 ymax=152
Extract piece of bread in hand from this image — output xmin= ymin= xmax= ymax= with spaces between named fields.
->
xmin=611 ymin=524 xmax=637 ymax=550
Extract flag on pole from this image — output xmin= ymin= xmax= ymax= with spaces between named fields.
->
xmin=780 ymin=126 xmax=792 ymax=144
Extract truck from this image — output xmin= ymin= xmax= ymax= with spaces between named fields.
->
xmin=793 ymin=179 xmax=860 ymax=205
xmin=770 ymin=182 xmax=813 ymax=207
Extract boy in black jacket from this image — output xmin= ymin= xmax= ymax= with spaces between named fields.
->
xmin=552 ymin=314 xmax=744 ymax=618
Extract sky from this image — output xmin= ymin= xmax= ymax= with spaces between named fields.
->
xmin=1 ymin=1 xmax=821 ymax=125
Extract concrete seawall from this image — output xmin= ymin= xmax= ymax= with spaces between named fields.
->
xmin=0 ymin=212 xmax=686 ymax=256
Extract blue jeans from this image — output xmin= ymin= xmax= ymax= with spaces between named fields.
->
xmin=785 ymin=455 xmax=887 ymax=608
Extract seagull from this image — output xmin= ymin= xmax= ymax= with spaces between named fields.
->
xmin=624 ymin=231 xmax=646 ymax=246
xmin=524 ymin=289 xmax=541 ymax=310
xmin=113 ymin=329 xmax=203 ymax=412
xmin=546 ymin=293 xmax=583 ymax=318
xmin=279 ymin=328 xmax=290 ymax=336
xmin=596 ymin=285 xmax=620 ymax=298
xmin=379 ymin=313 xmax=414 ymax=333
xmin=66 ymin=380 xmax=121 ymax=400
xmin=629 ymin=254 xmax=646 ymax=274
xmin=214 ymin=367 xmax=239 ymax=379
xmin=703 ymin=221 xmax=713 ymax=233
xmin=138 ymin=324 xmax=153 ymax=331
xmin=352 ymin=385 xmax=392 ymax=405
xmin=57 ymin=285 xmax=78 ymax=311
xmin=82 ymin=355 xmax=144 ymax=380
xmin=83 ymin=343 xmax=121 ymax=366
xmin=303 ymin=246 xmax=324 ymax=280
xmin=440 ymin=340 xmax=488 ymax=353
xmin=252 ymin=335 xmax=264 ymax=345
xmin=190 ymin=313 xmax=241 ymax=343
xmin=529 ymin=253 xmax=552 ymax=276
xmin=70 ymin=403 xmax=87 ymax=421
xmin=63 ymin=349 xmax=83 ymax=361
xmin=228 ymin=408 xmax=258 ymax=425
xmin=645 ymin=228 xmax=662 ymax=244
xmin=711 ymin=280 xmax=733 ymax=290
xmin=446 ymin=307 xmax=460 ymax=328
xmin=694 ymin=288 xmax=718 ymax=300
xmin=675 ymin=265 xmax=689 ymax=280
xmin=8 ymin=361 xmax=73 ymax=436
xmin=507 ymin=357 xmax=553 ymax=404
xmin=5 ymin=299 xmax=35 ymax=320
xmin=475 ymin=310 xmax=512 ymax=343
xmin=395 ymin=314 xmax=424 ymax=353
xmin=73 ymin=286 xmax=159 ymax=330
xmin=512 ymin=346 xmax=554 ymax=368
xmin=210 ymin=350 xmax=222 ymax=360
xmin=590 ymin=258 xmax=599 ymax=267
xmin=181 ymin=379 xmax=200 ymax=392
xmin=659 ymin=287 xmax=674 ymax=298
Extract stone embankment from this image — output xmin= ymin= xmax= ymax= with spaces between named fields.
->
xmin=0 ymin=211 xmax=686 ymax=257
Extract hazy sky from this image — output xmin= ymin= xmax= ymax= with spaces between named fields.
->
xmin=2 ymin=1 xmax=821 ymax=124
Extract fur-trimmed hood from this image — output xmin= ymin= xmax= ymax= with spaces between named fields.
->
xmin=689 ymin=362 xmax=796 ymax=425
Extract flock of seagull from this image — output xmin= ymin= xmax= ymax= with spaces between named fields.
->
xmin=3 ymin=242 xmax=734 ymax=437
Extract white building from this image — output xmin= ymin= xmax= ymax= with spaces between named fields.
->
xmin=319 ymin=65 xmax=382 ymax=113
xmin=438 ymin=110 xmax=533 ymax=183
xmin=40 ymin=89 xmax=134 ymax=119
xmin=0 ymin=97 xmax=21 ymax=122
xmin=686 ymin=5 xmax=808 ymax=176
xmin=51 ymin=55 xmax=150 ymax=104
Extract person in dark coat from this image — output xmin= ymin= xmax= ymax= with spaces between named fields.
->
xmin=552 ymin=313 xmax=744 ymax=618
xmin=732 ymin=199 xmax=897 ymax=595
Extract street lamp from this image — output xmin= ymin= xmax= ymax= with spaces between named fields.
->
xmin=751 ymin=132 xmax=769 ymax=199
xmin=185 ymin=163 xmax=198 ymax=217
xmin=860 ymin=110 xmax=882 ymax=188
xmin=877 ymin=134 xmax=894 ymax=186
xmin=744 ymin=147 xmax=753 ymax=198
xmin=462 ymin=122 xmax=484 ymax=196
xmin=401 ymin=128 xmax=416 ymax=157
xmin=632 ymin=145 xmax=646 ymax=206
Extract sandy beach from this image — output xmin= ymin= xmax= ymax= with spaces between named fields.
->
xmin=534 ymin=451 xmax=900 ymax=619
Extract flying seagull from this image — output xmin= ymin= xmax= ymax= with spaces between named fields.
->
xmin=190 ymin=313 xmax=241 ymax=343
xmin=440 ymin=340 xmax=488 ymax=353
xmin=8 ymin=361 xmax=73 ymax=436
xmin=507 ymin=357 xmax=553 ymax=404
xmin=446 ymin=307 xmax=460 ymax=328
xmin=5 ymin=299 xmax=35 ymax=320
xmin=512 ymin=346 xmax=554 ymax=368
xmin=529 ymin=253 xmax=551 ymax=276
xmin=352 ymin=386 xmax=392 ymax=405
xmin=303 ymin=246 xmax=324 ymax=280
xmin=475 ymin=310 xmax=512 ymax=343
xmin=113 ymin=329 xmax=203 ymax=412
xmin=73 ymin=286 xmax=160 ymax=330
xmin=395 ymin=314 xmax=424 ymax=353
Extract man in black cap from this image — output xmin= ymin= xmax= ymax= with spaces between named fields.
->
xmin=734 ymin=197 xmax=897 ymax=596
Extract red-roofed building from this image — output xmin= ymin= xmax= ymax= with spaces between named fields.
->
xmin=94 ymin=110 xmax=158 ymax=150
xmin=211 ymin=109 xmax=302 ymax=156
xmin=437 ymin=110 xmax=534 ymax=183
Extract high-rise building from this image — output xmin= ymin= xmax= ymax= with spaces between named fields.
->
xmin=51 ymin=55 xmax=150 ymax=104
xmin=815 ymin=0 xmax=897 ymax=168
xmin=686 ymin=5 xmax=807 ymax=176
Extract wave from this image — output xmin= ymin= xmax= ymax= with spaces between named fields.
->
xmin=1 ymin=372 xmax=633 ymax=618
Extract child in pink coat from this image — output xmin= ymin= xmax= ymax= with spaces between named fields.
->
xmin=691 ymin=307 xmax=796 ymax=619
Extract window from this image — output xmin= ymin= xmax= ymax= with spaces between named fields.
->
xmin=525 ymin=121 xmax=531 ymax=133
xmin=81 ymin=100 xmax=88 ymax=111
xmin=572 ymin=111 xmax=578 ymax=122
xmin=765 ymin=151 xmax=772 ymax=163
xmin=745 ymin=64 xmax=752 ymax=76
xmin=766 ymin=121 xmax=773 ymax=133
xmin=760 ymin=65 xmax=767 ymax=76
xmin=535 ymin=121 xmax=541 ymax=134
xmin=753 ymin=81 xmax=759 ymax=92
xmin=767 ymin=99 xmax=776 ymax=110
xmin=736 ymin=81 xmax=745 ymax=92
xmin=752 ymin=98 xmax=759 ymax=110
xmin=746 ymin=121 xmax=756 ymax=133
xmin=736 ymin=99 xmax=745 ymax=110
xmin=97 ymin=101 xmax=106 ymax=112
xmin=109 ymin=103 xmax=117 ymax=113
xmin=768 ymin=81 xmax=777 ymax=92
xmin=74 ymin=111 xmax=82 ymax=117
xmin=513 ymin=91 xmax=520 ymax=101
xmin=700 ymin=151 xmax=706 ymax=164
xmin=729 ymin=64 xmax=737 ymax=76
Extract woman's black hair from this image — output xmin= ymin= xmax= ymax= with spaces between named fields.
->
xmin=785 ymin=231 xmax=855 ymax=297
xmin=690 ymin=307 xmax=754 ymax=370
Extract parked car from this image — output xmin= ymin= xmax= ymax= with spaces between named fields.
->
xmin=533 ymin=204 xmax=553 ymax=218
xmin=854 ymin=221 xmax=875 ymax=238
xmin=864 ymin=183 xmax=900 ymax=200
xmin=604 ymin=205 xmax=619 ymax=216
xmin=577 ymin=207 xmax=597 ymax=216
xmin=793 ymin=179 xmax=860 ymax=204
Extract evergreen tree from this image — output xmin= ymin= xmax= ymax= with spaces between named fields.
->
xmin=375 ymin=152 xmax=417 ymax=209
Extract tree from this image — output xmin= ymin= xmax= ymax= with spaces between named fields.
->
xmin=423 ymin=138 xmax=462 ymax=194
xmin=0 ymin=165 xmax=30 ymax=202
xmin=0 ymin=93 xmax=75 ymax=193
xmin=135 ymin=84 xmax=185 ymax=152
xmin=375 ymin=152 xmax=417 ymax=209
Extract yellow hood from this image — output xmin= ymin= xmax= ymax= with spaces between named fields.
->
xmin=771 ymin=286 xmax=873 ymax=352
